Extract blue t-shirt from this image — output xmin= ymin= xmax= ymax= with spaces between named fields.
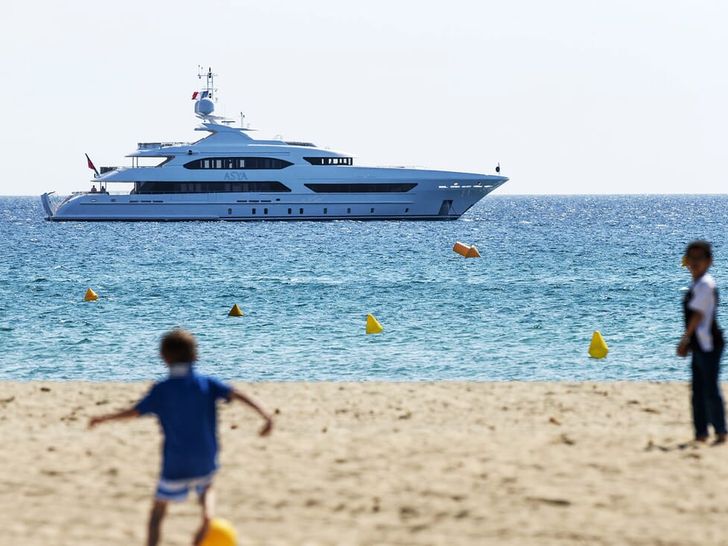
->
xmin=135 ymin=367 xmax=232 ymax=480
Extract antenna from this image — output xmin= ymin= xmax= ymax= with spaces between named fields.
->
xmin=240 ymin=112 xmax=245 ymax=128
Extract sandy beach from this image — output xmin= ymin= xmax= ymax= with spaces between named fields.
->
xmin=2 ymin=381 xmax=726 ymax=545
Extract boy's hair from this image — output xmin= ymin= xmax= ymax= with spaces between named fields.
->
xmin=160 ymin=329 xmax=198 ymax=364
xmin=685 ymin=240 xmax=713 ymax=260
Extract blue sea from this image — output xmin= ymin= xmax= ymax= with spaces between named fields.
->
xmin=1 ymin=195 xmax=726 ymax=382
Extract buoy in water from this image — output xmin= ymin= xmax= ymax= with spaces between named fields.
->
xmin=588 ymin=330 xmax=609 ymax=359
xmin=228 ymin=304 xmax=244 ymax=317
xmin=465 ymin=245 xmax=481 ymax=258
xmin=200 ymin=518 xmax=238 ymax=546
xmin=453 ymin=241 xmax=481 ymax=258
xmin=366 ymin=314 xmax=383 ymax=334
xmin=84 ymin=288 xmax=98 ymax=302
xmin=453 ymin=241 xmax=470 ymax=257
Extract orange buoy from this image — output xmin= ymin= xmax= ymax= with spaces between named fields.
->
xmin=465 ymin=245 xmax=481 ymax=258
xmin=453 ymin=241 xmax=471 ymax=257
xmin=453 ymin=242 xmax=481 ymax=258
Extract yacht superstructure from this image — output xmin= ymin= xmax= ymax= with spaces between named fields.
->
xmin=42 ymin=68 xmax=507 ymax=221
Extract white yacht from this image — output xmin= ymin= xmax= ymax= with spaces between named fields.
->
xmin=42 ymin=69 xmax=507 ymax=221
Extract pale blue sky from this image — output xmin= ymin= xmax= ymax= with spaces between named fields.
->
xmin=1 ymin=0 xmax=726 ymax=195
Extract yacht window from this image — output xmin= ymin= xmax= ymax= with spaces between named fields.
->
xmin=299 ymin=208 xmax=303 ymax=214
xmin=264 ymin=208 xmax=268 ymax=215
xmin=134 ymin=181 xmax=292 ymax=193
xmin=304 ymin=183 xmax=417 ymax=193
xmin=184 ymin=157 xmax=293 ymax=170
xmin=303 ymin=157 xmax=353 ymax=166
xmin=288 ymin=208 xmax=292 ymax=214
xmin=252 ymin=208 xmax=256 ymax=215
xmin=323 ymin=208 xmax=328 ymax=214
xmin=347 ymin=208 xmax=351 ymax=214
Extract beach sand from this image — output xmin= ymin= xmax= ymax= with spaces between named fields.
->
xmin=1 ymin=381 xmax=726 ymax=545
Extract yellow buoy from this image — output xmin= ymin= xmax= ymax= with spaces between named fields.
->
xmin=366 ymin=314 xmax=383 ymax=334
xmin=200 ymin=517 xmax=238 ymax=546
xmin=84 ymin=288 xmax=98 ymax=302
xmin=588 ymin=330 xmax=609 ymax=359
xmin=465 ymin=245 xmax=481 ymax=258
xmin=228 ymin=304 xmax=244 ymax=317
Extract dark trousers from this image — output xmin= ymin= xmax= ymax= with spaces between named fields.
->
xmin=691 ymin=345 xmax=727 ymax=437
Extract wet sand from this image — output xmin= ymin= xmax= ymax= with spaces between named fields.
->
xmin=1 ymin=381 xmax=725 ymax=545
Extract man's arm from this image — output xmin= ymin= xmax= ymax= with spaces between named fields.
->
xmin=229 ymin=389 xmax=273 ymax=436
xmin=88 ymin=407 xmax=140 ymax=428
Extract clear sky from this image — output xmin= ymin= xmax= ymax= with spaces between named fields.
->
xmin=1 ymin=0 xmax=726 ymax=196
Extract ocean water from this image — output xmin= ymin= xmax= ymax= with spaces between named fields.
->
xmin=0 ymin=195 xmax=726 ymax=382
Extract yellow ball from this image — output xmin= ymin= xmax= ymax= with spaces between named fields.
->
xmin=200 ymin=518 xmax=238 ymax=546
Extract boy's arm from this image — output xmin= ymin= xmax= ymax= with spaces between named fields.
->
xmin=677 ymin=311 xmax=704 ymax=356
xmin=229 ymin=389 xmax=273 ymax=436
xmin=88 ymin=407 xmax=140 ymax=428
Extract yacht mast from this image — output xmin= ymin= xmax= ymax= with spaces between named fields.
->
xmin=197 ymin=65 xmax=216 ymax=100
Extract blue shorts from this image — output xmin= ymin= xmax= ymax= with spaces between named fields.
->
xmin=155 ymin=472 xmax=215 ymax=502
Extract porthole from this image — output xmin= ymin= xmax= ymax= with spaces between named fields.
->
xmin=323 ymin=208 xmax=328 ymax=214
xmin=264 ymin=208 xmax=268 ymax=215
xmin=288 ymin=208 xmax=292 ymax=214
xmin=370 ymin=208 xmax=374 ymax=213
xmin=228 ymin=208 xmax=232 ymax=215
xmin=299 ymin=208 xmax=304 ymax=214
xmin=252 ymin=208 xmax=256 ymax=215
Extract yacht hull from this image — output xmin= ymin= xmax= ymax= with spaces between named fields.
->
xmin=45 ymin=175 xmax=507 ymax=222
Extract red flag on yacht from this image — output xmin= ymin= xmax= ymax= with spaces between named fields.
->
xmin=192 ymin=91 xmax=199 ymax=100
xmin=85 ymin=153 xmax=99 ymax=177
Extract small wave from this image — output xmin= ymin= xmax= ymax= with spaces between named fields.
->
xmin=285 ymin=276 xmax=343 ymax=286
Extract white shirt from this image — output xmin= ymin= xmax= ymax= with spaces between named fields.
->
xmin=688 ymin=273 xmax=717 ymax=352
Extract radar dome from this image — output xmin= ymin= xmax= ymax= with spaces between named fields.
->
xmin=195 ymin=98 xmax=215 ymax=116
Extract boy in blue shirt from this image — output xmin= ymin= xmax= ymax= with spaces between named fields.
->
xmin=89 ymin=329 xmax=273 ymax=546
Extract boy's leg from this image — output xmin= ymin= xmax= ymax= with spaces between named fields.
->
xmin=702 ymin=349 xmax=726 ymax=438
xmin=691 ymin=355 xmax=709 ymax=440
xmin=193 ymin=484 xmax=215 ymax=546
xmin=147 ymin=499 xmax=168 ymax=546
